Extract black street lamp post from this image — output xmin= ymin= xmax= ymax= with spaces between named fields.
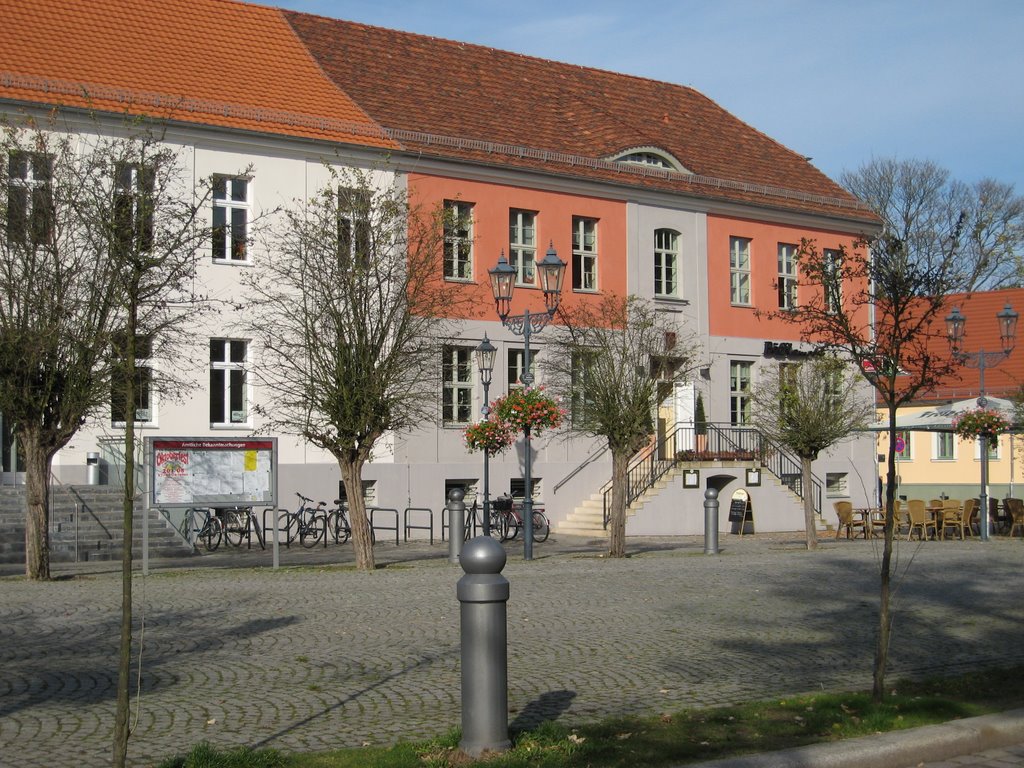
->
xmin=475 ymin=335 xmax=497 ymax=537
xmin=945 ymin=302 xmax=1019 ymax=541
xmin=488 ymin=244 xmax=565 ymax=560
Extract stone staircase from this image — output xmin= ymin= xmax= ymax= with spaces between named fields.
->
xmin=0 ymin=485 xmax=195 ymax=565
xmin=554 ymin=463 xmax=828 ymax=538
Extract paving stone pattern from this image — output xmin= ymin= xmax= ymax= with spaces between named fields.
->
xmin=1 ymin=534 xmax=1022 ymax=767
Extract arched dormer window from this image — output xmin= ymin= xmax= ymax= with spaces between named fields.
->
xmin=608 ymin=147 xmax=688 ymax=174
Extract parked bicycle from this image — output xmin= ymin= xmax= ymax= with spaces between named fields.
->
xmin=463 ymin=499 xmax=507 ymax=541
xmin=285 ymin=493 xmax=328 ymax=548
xmin=326 ymin=499 xmax=352 ymax=544
xmin=491 ymin=495 xmax=550 ymax=543
xmin=220 ymin=506 xmax=266 ymax=549
xmin=189 ymin=507 xmax=224 ymax=552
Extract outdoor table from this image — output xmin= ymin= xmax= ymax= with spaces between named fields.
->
xmin=852 ymin=508 xmax=882 ymax=538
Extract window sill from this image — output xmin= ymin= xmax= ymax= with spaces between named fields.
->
xmin=444 ymin=276 xmax=475 ymax=284
xmin=211 ymin=422 xmax=253 ymax=430
xmin=730 ymin=302 xmax=754 ymax=309
xmin=572 ymin=287 xmax=599 ymax=294
xmin=212 ymin=258 xmax=254 ymax=267
xmin=654 ymin=295 xmax=689 ymax=305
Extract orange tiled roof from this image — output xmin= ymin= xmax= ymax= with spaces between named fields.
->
xmin=916 ymin=288 xmax=1024 ymax=402
xmin=282 ymin=11 xmax=876 ymax=224
xmin=0 ymin=0 xmax=395 ymax=149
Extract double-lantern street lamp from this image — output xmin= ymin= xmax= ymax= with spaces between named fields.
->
xmin=945 ymin=302 xmax=1018 ymax=541
xmin=486 ymin=243 xmax=566 ymax=561
xmin=474 ymin=334 xmax=497 ymax=537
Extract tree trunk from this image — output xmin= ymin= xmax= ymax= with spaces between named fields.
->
xmin=872 ymin=402 xmax=898 ymax=702
xmin=801 ymin=456 xmax=818 ymax=550
xmin=340 ymin=456 xmax=375 ymax=571
xmin=113 ymin=322 xmax=137 ymax=768
xmin=608 ymin=447 xmax=629 ymax=558
xmin=21 ymin=430 xmax=52 ymax=581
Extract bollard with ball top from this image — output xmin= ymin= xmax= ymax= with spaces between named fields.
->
xmin=457 ymin=536 xmax=510 ymax=757
xmin=448 ymin=488 xmax=465 ymax=565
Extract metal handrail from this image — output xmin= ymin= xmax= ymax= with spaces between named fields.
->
xmin=552 ymin=443 xmax=609 ymax=495
xmin=601 ymin=422 xmax=823 ymax=528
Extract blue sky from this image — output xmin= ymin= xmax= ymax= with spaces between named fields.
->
xmin=260 ymin=0 xmax=1024 ymax=192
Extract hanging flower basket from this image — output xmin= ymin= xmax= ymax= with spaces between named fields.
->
xmin=463 ymin=418 xmax=514 ymax=455
xmin=491 ymin=386 xmax=566 ymax=437
xmin=951 ymin=408 xmax=1010 ymax=441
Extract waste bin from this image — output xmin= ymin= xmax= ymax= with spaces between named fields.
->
xmin=86 ymin=452 xmax=99 ymax=485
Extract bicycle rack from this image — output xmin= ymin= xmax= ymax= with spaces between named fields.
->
xmin=262 ymin=507 xmax=291 ymax=548
xmin=369 ymin=506 xmax=399 ymax=545
xmin=403 ymin=507 xmax=434 ymax=544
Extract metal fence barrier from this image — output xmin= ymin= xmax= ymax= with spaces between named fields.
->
xmin=404 ymin=507 xmax=434 ymax=544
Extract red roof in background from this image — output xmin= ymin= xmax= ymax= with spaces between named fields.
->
xmin=0 ymin=0 xmax=876 ymax=226
xmin=915 ymin=287 xmax=1024 ymax=402
xmin=283 ymin=11 xmax=877 ymax=224
xmin=0 ymin=0 xmax=395 ymax=149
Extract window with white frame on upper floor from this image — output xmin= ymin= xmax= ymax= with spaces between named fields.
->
xmin=778 ymin=243 xmax=798 ymax=310
xmin=654 ymin=228 xmax=679 ymax=298
xmin=823 ymin=248 xmax=843 ymax=313
xmin=509 ymin=209 xmax=537 ymax=286
xmin=210 ymin=339 xmax=248 ymax=425
xmin=572 ymin=216 xmax=598 ymax=291
xmin=934 ymin=432 xmax=956 ymax=460
xmin=6 ymin=149 xmax=53 ymax=248
xmin=730 ymin=236 xmax=751 ymax=305
xmin=114 ymin=161 xmax=155 ymax=256
xmin=442 ymin=345 xmax=474 ymax=425
xmin=338 ymin=186 xmax=371 ymax=268
xmin=212 ymin=175 xmax=250 ymax=263
xmin=110 ymin=333 xmax=154 ymax=425
xmin=729 ymin=360 xmax=752 ymax=425
xmin=443 ymin=199 xmax=473 ymax=280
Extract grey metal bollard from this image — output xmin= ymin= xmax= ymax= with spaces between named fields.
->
xmin=704 ymin=486 xmax=720 ymax=555
xmin=448 ymin=488 xmax=465 ymax=564
xmin=457 ymin=536 xmax=510 ymax=757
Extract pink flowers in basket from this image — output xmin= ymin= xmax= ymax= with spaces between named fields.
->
xmin=951 ymin=408 xmax=1010 ymax=440
xmin=463 ymin=386 xmax=566 ymax=454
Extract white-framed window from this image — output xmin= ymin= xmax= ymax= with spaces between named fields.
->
xmin=778 ymin=243 xmax=798 ymax=310
xmin=974 ymin=437 xmax=1000 ymax=460
xmin=443 ymin=199 xmax=473 ymax=280
xmin=823 ymin=248 xmax=843 ymax=313
xmin=510 ymin=477 xmax=541 ymax=501
xmin=442 ymin=345 xmax=473 ymax=424
xmin=111 ymin=334 xmax=154 ymax=425
xmin=114 ymin=161 xmax=155 ymax=255
xmin=507 ymin=348 xmax=536 ymax=389
xmin=6 ymin=149 xmax=53 ymax=247
xmin=210 ymin=339 xmax=248 ymax=425
xmin=572 ymin=216 xmax=598 ymax=291
xmin=729 ymin=360 xmax=753 ymax=425
xmin=934 ymin=432 xmax=956 ymax=460
xmin=509 ymin=209 xmax=537 ymax=286
xmin=212 ymin=175 xmax=250 ymax=263
xmin=654 ymin=228 xmax=679 ymax=297
xmin=570 ymin=349 xmax=596 ymax=427
xmin=338 ymin=186 xmax=371 ymax=267
xmin=826 ymin=472 xmax=848 ymax=497
xmin=730 ymin=236 xmax=751 ymax=305
xmin=895 ymin=430 xmax=912 ymax=460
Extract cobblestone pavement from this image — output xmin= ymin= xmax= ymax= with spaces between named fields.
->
xmin=1 ymin=533 xmax=1022 ymax=767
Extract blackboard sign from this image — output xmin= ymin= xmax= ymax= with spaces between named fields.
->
xmin=728 ymin=496 xmax=748 ymax=522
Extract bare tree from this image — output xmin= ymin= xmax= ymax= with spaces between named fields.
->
xmin=780 ymin=232 xmax=962 ymax=701
xmin=546 ymin=294 xmax=696 ymax=557
xmin=0 ymin=122 xmax=123 ymax=581
xmin=751 ymin=356 xmax=873 ymax=550
xmin=90 ymin=129 xmax=210 ymax=768
xmin=841 ymin=157 xmax=1024 ymax=290
xmin=246 ymin=168 xmax=469 ymax=571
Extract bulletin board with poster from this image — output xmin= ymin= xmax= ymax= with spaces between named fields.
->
xmin=147 ymin=437 xmax=278 ymax=509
